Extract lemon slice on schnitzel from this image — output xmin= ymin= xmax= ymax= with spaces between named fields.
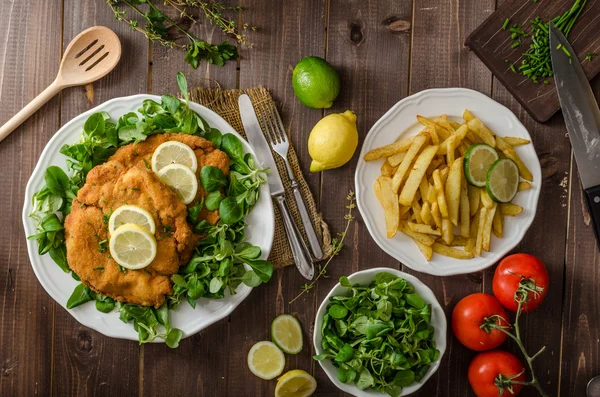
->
xmin=108 ymin=205 xmax=156 ymax=235
xmin=152 ymin=141 xmax=198 ymax=173
xmin=109 ymin=224 xmax=157 ymax=270
xmin=156 ymin=164 xmax=198 ymax=205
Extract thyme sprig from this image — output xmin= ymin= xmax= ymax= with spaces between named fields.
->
xmin=289 ymin=191 xmax=356 ymax=304
xmin=106 ymin=0 xmax=255 ymax=68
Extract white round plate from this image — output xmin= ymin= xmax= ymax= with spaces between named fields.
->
xmin=314 ymin=267 xmax=447 ymax=397
xmin=22 ymin=95 xmax=274 ymax=342
xmin=355 ymin=88 xmax=541 ymax=276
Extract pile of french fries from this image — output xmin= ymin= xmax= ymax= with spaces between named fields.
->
xmin=366 ymin=110 xmax=533 ymax=260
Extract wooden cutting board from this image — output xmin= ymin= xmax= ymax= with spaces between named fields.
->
xmin=465 ymin=0 xmax=600 ymax=122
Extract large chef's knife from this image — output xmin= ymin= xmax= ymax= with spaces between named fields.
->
xmin=238 ymin=94 xmax=315 ymax=279
xmin=550 ymin=24 xmax=600 ymax=246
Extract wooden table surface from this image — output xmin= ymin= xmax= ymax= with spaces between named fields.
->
xmin=1 ymin=1 xmax=598 ymax=396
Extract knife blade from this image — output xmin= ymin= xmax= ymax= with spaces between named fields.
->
xmin=550 ymin=24 xmax=600 ymax=246
xmin=238 ymin=94 xmax=315 ymax=279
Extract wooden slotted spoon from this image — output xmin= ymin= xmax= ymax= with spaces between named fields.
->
xmin=0 ymin=26 xmax=121 ymax=143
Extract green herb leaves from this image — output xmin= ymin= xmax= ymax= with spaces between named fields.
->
xmin=314 ymin=272 xmax=440 ymax=397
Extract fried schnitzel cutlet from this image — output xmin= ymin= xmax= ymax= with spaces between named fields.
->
xmin=64 ymin=133 xmax=230 ymax=308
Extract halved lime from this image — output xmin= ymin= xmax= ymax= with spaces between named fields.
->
xmin=271 ymin=314 xmax=303 ymax=354
xmin=486 ymin=158 xmax=519 ymax=203
xmin=464 ymin=143 xmax=499 ymax=187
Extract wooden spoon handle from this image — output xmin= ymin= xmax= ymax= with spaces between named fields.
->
xmin=0 ymin=80 xmax=62 ymax=143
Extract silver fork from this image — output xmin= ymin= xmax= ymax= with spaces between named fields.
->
xmin=258 ymin=102 xmax=324 ymax=260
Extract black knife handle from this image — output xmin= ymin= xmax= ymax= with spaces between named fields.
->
xmin=584 ymin=185 xmax=600 ymax=248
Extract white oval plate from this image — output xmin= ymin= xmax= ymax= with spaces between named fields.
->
xmin=314 ymin=267 xmax=447 ymax=397
xmin=355 ymin=88 xmax=541 ymax=276
xmin=22 ymin=95 xmax=274 ymax=342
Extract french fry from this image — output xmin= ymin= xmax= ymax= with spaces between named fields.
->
xmin=450 ymin=235 xmax=470 ymax=247
xmin=460 ymin=175 xmax=470 ymax=237
xmin=440 ymin=166 xmax=450 ymax=185
xmin=446 ymin=157 xmax=463 ymax=226
xmin=432 ymin=169 xmax=449 ymax=219
xmin=378 ymin=177 xmax=400 ymax=238
xmin=496 ymin=137 xmax=533 ymax=182
xmin=503 ymin=137 xmax=530 ymax=147
xmin=398 ymin=144 xmax=439 ymax=205
xmin=480 ymin=189 xmax=495 ymax=209
xmin=399 ymin=205 xmax=411 ymax=220
xmin=427 ymin=182 xmax=437 ymax=203
xmin=388 ymin=151 xmax=406 ymax=167
xmin=414 ymin=239 xmax=433 ymax=260
xmin=365 ymin=136 xmax=415 ymax=161
xmin=426 ymin=157 xmax=444 ymax=176
xmin=374 ymin=178 xmax=383 ymax=204
xmin=446 ymin=135 xmax=456 ymax=165
xmin=492 ymin=209 xmax=503 ymax=238
xmin=466 ymin=210 xmax=480 ymax=253
xmin=431 ymin=201 xmax=443 ymax=230
xmin=433 ymin=243 xmax=475 ymax=259
xmin=419 ymin=178 xmax=430 ymax=203
xmin=467 ymin=118 xmax=496 ymax=147
xmin=500 ymin=203 xmax=523 ymax=216
xmin=475 ymin=207 xmax=488 ymax=256
xmin=468 ymin=185 xmax=480 ymax=216
xmin=518 ymin=181 xmax=532 ymax=192
xmin=421 ymin=201 xmax=433 ymax=226
xmin=381 ymin=161 xmax=395 ymax=177
xmin=441 ymin=219 xmax=453 ymax=245
xmin=463 ymin=109 xmax=475 ymax=122
xmin=429 ymin=126 xmax=439 ymax=145
xmin=412 ymin=199 xmax=423 ymax=223
xmin=392 ymin=135 xmax=428 ymax=193
xmin=482 ymin=203 xmax=497 ymax=251
xmin=408 ymin=222 xmax=442 ymax=236
xmin=399 ymin=222 xmax=436 ymax=246
xmin=418 ymin=115 xmax=450 ymax=140
xmin=449 ymin=120 xmax=462 ymax=130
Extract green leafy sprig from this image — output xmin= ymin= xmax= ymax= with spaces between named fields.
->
xmin=106 ymin=0 xmax=255 ymax=68
xmin=289 ymin=191 xmax=355 ymax=304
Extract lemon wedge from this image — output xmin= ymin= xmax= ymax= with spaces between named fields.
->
xmin=109 ymin=224 xmax=157 ymax=270
xmin=271 ymin=314 xmax=303 ymax=354
xmin=152 ymin=141 xmax=198 ymax=173
xmin=108 ymin=205 xmax=156 ymax=235
xmin=275 ymin=370 xmax=317 ymax=397
xmin=156 ymin=163 xmax=198 ymax=205
xmin=247 ymin=341 xmax=285 ymax=380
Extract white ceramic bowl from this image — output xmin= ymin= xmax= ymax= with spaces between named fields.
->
xmin=355 ymin=88 xmax=542 ymax=276
xmin=22 ymin=94 xmax=274 ymax=342
xmin=314 ymin=267 xmax=447 ymax=396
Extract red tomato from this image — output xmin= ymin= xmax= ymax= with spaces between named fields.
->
xmin=468 ymin=350 xmax=526 ymax=397
xmin=452 ymin=293 xmax=509 ymax=351
xmin=492 ymin=254 xmax=549 ymax=313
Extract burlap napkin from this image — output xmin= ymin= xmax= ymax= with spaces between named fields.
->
xmin=188 ymin=86 xmax=331 ymax=268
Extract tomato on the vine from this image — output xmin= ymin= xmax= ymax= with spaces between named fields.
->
xmin=492 ymin=253 xmax=549 ymax=313
xmin=468 ymin=350 xmax=526 ymax=397
xmin=452 ymin=293 xmax=509 ymax=351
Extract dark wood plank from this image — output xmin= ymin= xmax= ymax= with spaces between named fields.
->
xmin=407 ymin=1 xmax=495 ymax=396
xmin=466 ymin=0 xmax=600 ymax=122
xmin=0 ymin=1 xmax=62 ymax=396
xmin=141 ymin=8 xmax=238 ymax=397
xmin=225 ymin=1 xmax=326 ymax=396
xmin=560 ymin=80 xmax=600 ymax=397
xmin=51 ymin=2 xmax=149 ymax=395
xmin=318 ymin=0 xmax=413 ymax=395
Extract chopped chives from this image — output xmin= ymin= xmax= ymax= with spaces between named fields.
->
xmin=510 ymin=64 xmax=517 ymax=73
xmin=502 ymin=18 xmax=510 ymax=30
xmin=511 ymin=42 xmax=521 ymax=48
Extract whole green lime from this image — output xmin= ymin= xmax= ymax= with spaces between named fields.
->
xmin=292 ymin=56 xmax=340 ymax=109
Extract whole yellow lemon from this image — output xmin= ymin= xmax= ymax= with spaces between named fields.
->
xmin=308 ymin=110 xmax=358 ymax=172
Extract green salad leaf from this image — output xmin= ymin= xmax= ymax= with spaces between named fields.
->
xmin=30 ymin=73 xmax=272 ymax=347
xmin=314 ymin=272 xmax=440 ymax=397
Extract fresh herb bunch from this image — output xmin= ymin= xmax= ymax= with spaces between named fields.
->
xmin=504 ymin=0 xmax=588 ymax=84
xmin=107 ymin=0 xmax=255 ymax=68
xmin=28 ymin=73 xmax=272 ymax=346
xmin=314 ymin=272 xmax=440 ymax=397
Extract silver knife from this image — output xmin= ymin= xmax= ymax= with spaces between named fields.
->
xmin=238 ymin=94 xmax=315 ymax=280
xmin=550 ymin=24 xmax=600 ymax=246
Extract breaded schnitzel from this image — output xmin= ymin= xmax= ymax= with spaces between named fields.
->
xmin=64 ymin=133 xmax=230 ymax=308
